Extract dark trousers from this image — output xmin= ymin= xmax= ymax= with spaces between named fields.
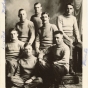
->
xmin=52 ymin=64 xmax=68 ymax=84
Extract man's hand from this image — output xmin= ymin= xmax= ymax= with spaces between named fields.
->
xmin=25 ymin=79 xmax=33 ymax=84
xmin=39 ymin=59 xmax=46 ymax=66
xmin=36 ymin=48 xmax=40 ymax=54
xmin=78 ymin=40 xmax=82 ymax=43
xmin=38 ymin=53 xmax=44 ymax=59
xmin=53 ymin=61 xmax=58 ymax=65
xmin=69 ymin=39 xmax=75 ymax=48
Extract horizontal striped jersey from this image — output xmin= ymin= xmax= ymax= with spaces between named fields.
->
xmin=6 ymin=40 xmax=24 ymax=60
xmin=35 ymin=23 xmax=58 ymax=49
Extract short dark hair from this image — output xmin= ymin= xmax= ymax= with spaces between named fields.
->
xmin=18 ymin=8 xmax=25 ymax=17
xmin=54 ymin=31 xmax=63 ymax=35
xmin=9 ymin=28 xmax=18 ymax=34
xmin=34 ymin=2 xmax=42 ymax=7
xmin=24 ymin=44 xmax=32 ymax=50
xmin=41 ymin=12 xmax=49 ymax=17
xmin=65 ymin=3 xmax=74 ymax=9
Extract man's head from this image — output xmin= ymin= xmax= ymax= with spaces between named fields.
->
xmin=54 ymin=31 xmax=63 ymax=45
xmin=65 ymin=3 xmax=74 ymax=16
xmin=24 ymin=44 xmax=32 ymax=57
xmin=9 ymin=28 xmax=18 ymax=41
xmin=41 ymin=12 xmax=50 ymax=24
xmin=18 ymin=9 xmax=27 ymax=22
xmin=34 ymin=2 xmax=42 ymax=15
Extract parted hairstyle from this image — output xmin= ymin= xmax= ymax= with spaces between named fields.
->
xmin=54 ymin=30 xmax=63 ymax=35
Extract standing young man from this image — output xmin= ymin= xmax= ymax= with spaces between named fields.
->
xmin=31 ymin=2 xmax=42 ymax=50
xmin=31 ymin=2 xmax=42 ymax=37
xmin=16 ymin=9 xmax=35 ymax=45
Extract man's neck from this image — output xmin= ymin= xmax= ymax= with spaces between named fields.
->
xmin=11 ymin=39 xmax=18 ymax=42
xmin=56 ymin=41 xmax=64 ymax=47
xmin=20 ymin=19 xmax=27 ymax=23
xmin=43 ymin=22 xmax=50 ymax=27
xmin=35 ymin=12 xmax=42 ymax=17
xmin=24 ymin=54 xmax=32 ymax=59
xmin=64 ymin=13 xmax=72 ymax=17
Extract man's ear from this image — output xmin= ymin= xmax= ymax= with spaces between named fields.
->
xmin=18 ymin=14 xmax=20 ymax=17
xmin=48 ymin=17 xmax=50 ymax=20
xmin=41 ymin=7 xmax=42 ymax=10
xmin=17 ymin=33 xmax=19 ymax=37
xmin=40 ymin=17 xmax=42 ymax=20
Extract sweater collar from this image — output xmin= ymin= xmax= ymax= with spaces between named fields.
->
xmin=56 ymin=42 xmax=64 ymax=48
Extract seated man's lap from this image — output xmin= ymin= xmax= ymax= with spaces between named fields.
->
xmin=52 ymin=65 xmax=68 ymax=81
xmin=11 ymin=76 xmax=43 ymax=88
xmin=6 ymin=59 xmax=18 ymax=76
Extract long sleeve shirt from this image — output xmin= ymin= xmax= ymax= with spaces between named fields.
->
xmin=35 ymin=23 xmax=58 ymax=50
xmin=6 ymin=40 xmax=24 ymax=60
xmin=41 ymin=43 xmax=70 ymax=72
xmin=57 ymin=14 xmax=80 ymax=42
xmin=16 ymin=19 xmax=35 ymax=44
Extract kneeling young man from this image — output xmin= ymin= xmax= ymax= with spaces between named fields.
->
xmin=11 ymin=45 xmax=43 ymax=88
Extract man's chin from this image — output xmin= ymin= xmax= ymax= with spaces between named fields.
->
xmin=12 ymin=39 xmax=17 ymax=41
xmin=20 ymin=19 xmax=25 ymax=22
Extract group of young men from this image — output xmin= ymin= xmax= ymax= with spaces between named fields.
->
xmin=6 ymin=2 xmax=81 ymax=88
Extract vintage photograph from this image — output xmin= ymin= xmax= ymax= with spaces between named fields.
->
xmin=5 ymin=0 xmax=82 ymax=88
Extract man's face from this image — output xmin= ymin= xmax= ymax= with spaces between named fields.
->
xmin=54 ymin=34 xmax=63 ymax=45
xmin=24 ymin=45 xmax=32 ymax=56
xmin=41 ymin=14 xmax=49 ymax=24
xmin=19 ymin=10 xmax=27 ymax=22
xmin=34 ymin=4 xmax=42 ymax=14
xmin=66 ymin=5 xmax=73 ymax=15
xmin=10 ymin=30 xmax=18 ymax=40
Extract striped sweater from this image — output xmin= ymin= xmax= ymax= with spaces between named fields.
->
xmin=6 ymin=40 xmax=24 ymax=60
xmin=16 ymin=19 xmax=35 ymax=44
xmin=35 ymin=23 xmax=58 ymax=50
xmin=57 ymin=14 xmax=80 ymax=42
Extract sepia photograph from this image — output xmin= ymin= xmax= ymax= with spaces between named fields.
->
xmin=5 ymin=0 xmax=82 ymax=88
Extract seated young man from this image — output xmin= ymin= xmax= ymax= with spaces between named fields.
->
xmin=56 ymin=3 xmax=81 ymax=73
xmin=11 ymin=45 xmax=43 ymax=88
xmin=16 ymin=9 xmax=35 ymax=45
xmin=39 ymin=31 xmax=70 ymax=88
xmin=6 ymin=28 xmax=24 ymax=77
